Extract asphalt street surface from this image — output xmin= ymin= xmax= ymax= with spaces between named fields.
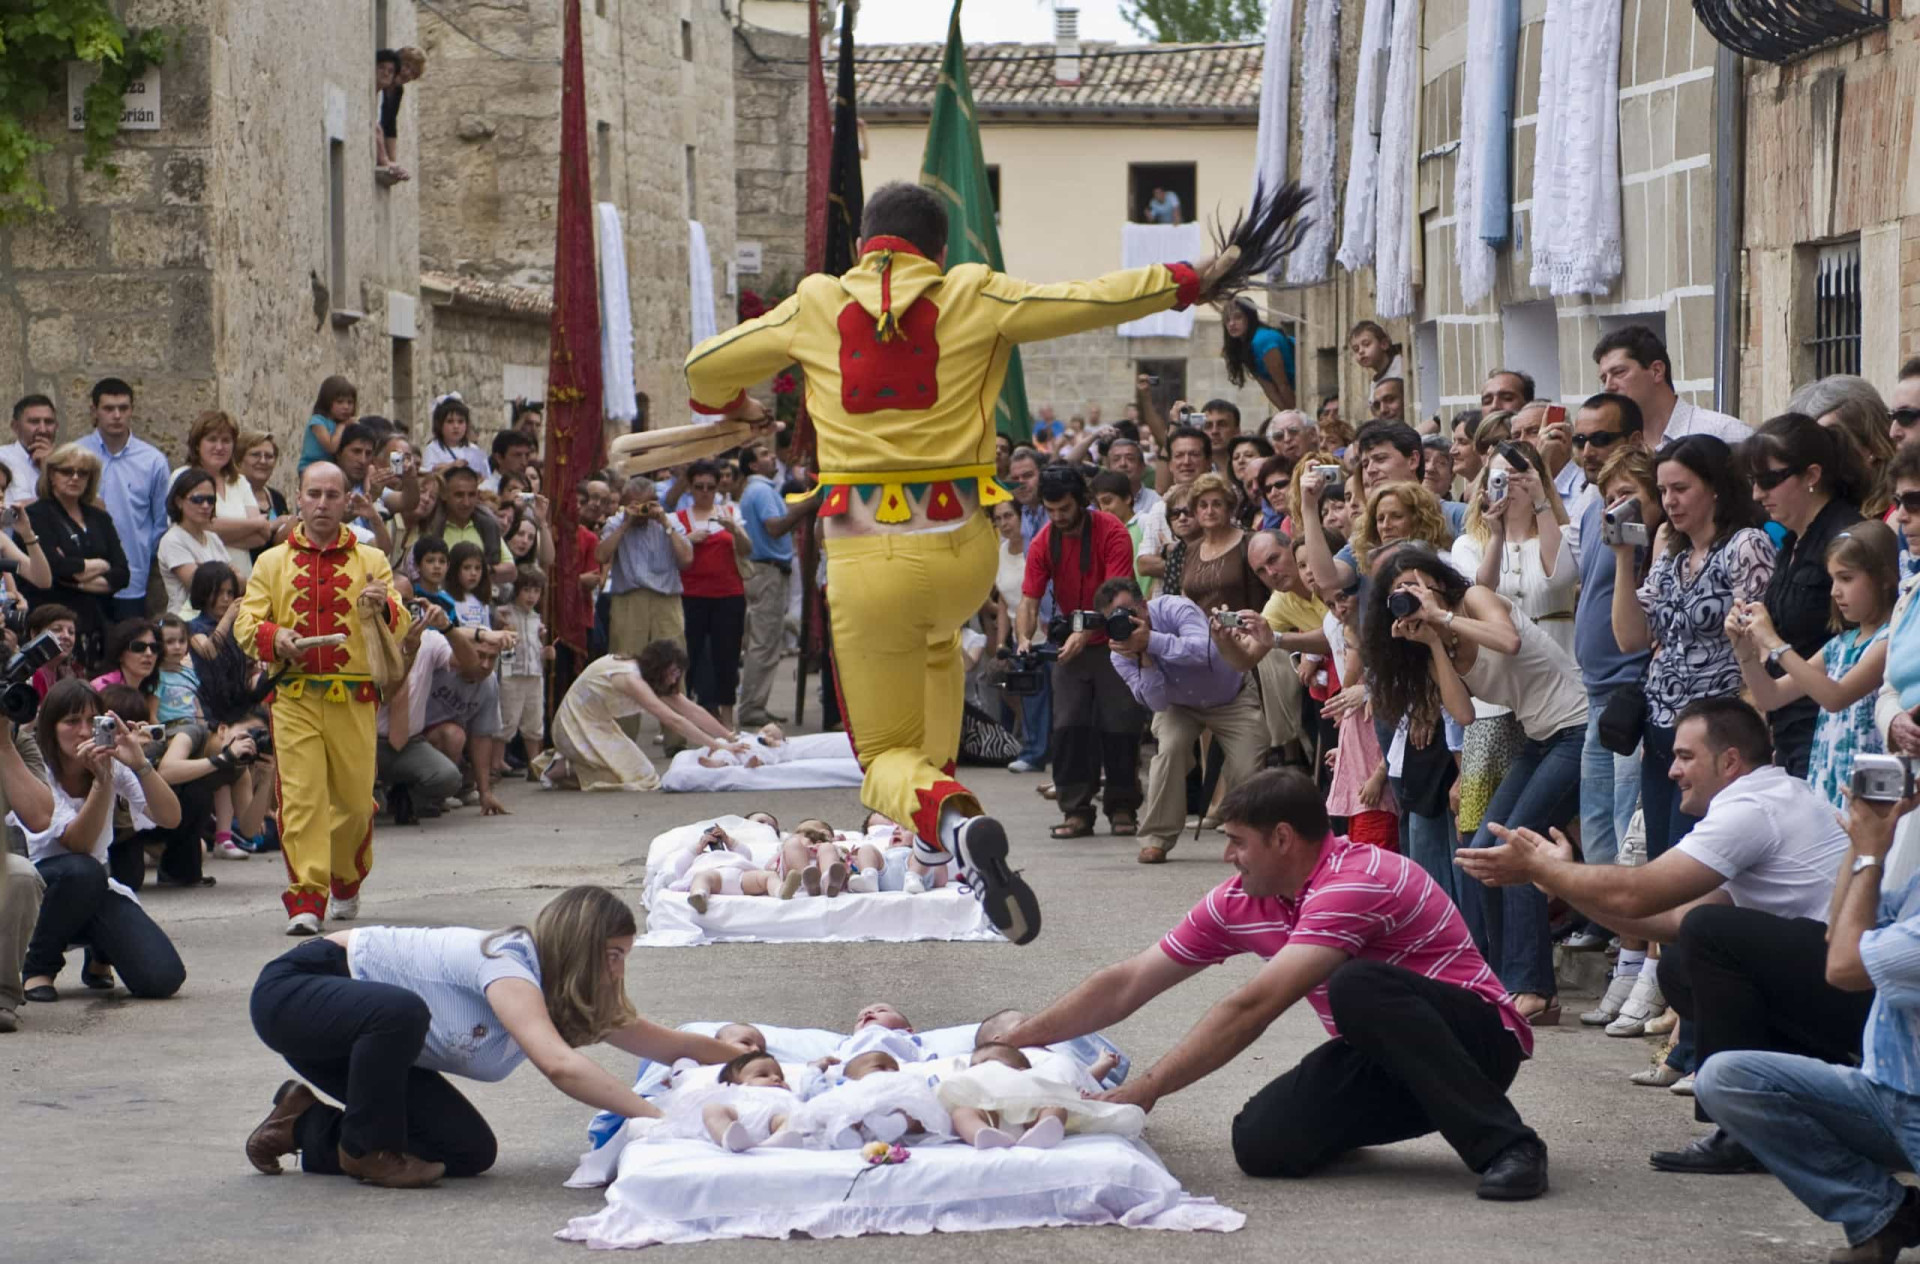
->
xmin=2 ymin=692 xmax=1842 ymax=1263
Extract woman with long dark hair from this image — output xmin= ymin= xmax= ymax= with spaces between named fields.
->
xmin=1365 ymin=546 xmax=1588 ymax=1026
xmin=1610 ymin=434 xmax=1775 ymax=859
xmin=244 ymin=884 xmax=746 ymax=1187
xmin=1225 ymin=434 xmax=1277 ymax=529
xmin=1744 ymin=414 xmax=1865 ymax=775
xmin=1221 ymin=297 xmax=1296 ymax=412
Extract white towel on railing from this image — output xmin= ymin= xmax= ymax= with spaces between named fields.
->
xmin=1373 ymin=0 xmax=1421 ymax=317
xmin=1335 ymin=0 xmax=1392 ymax=273
xmin=1119 ymin=224 xmax=1203 ymax=338
xmin=1453 ymin=0 xmax=1499 ymax=306
xmin=1527 ymin=0 xmax=1624 ymax=296
xmin=687 ymin=219 xmax=718 ymax=424
xmin=1251 ymin=0 xmax=1295 ymax=214
xmin=1287 ymin=0 xmax=1341 ymax=285
xmin=598 ymin=203 xmax=637 ymax=423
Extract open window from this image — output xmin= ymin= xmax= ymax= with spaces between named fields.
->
xmin=1127 ymin=163 xmax=1196 ymax=226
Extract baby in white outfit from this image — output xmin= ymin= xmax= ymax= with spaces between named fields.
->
xmin=665 ymin=826 xmax=776 ymax=913
xmin=697 ymin=724 xmax=793 ymax=768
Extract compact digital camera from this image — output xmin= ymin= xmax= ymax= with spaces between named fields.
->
xmin=1852 ymin=754 xmax=1915 ymax=804
xmin=1601 ymin=496 xmax=1650 ymax=548
xmin=1310 ymin=463 xmax=1344 ymax=500
xmin=1212 ymin=610 xmax=1243 ymax=630
xmin=1486 ymin=467 xmax=1510 ymax=505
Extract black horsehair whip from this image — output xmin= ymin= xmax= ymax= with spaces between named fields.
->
xmin=1202 ymin=178 xmax=1314 ymax=299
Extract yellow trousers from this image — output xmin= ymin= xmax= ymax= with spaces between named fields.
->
xmin=269 ymin=686 xmax=378 ymax=919
xmin=825 ymin=512 xmax=1000 ymax=846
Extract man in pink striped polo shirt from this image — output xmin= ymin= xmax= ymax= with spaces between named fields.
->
xmin=1002 ymin=768 xmax=1548 ymax=1200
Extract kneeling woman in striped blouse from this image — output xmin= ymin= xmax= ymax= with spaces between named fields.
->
xmin=244 ymin=885 xmax=746 ymax=1187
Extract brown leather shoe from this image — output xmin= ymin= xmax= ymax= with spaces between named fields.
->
xmin=246 ymin=1080 xmax=319 ymax=1174
xmin=338 ymin=1146 xmax=445 ymax=1188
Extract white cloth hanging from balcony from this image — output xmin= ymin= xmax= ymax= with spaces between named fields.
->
xmin=598 ymin=203 xmax=637 ymax=424
xmin=1251 ymin=0 xmax=1295 ymax=213
xmin=1118 ymin=224 xmax=1204 ymax=338
xmin=1374 ymin=0 xmax=1420 ymax=318
xmin=1335 ymin=0 xmax=1391 ymax=272
xmin=686 ymin=219 xmax=718 ymax=424
xmin=1287 ymin=0 xmax=1341 ymax=285
xmin=1454 ymin=0 xmax=1500 ymax=306
xmin=1527 ymin=0 xmax=1624 ymax=296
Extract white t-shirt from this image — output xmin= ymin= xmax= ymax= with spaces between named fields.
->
xmin=422 ymin=440 xmax=489 ymax=476
xmin=170 ymin=468 xmax=259 ymax=582
xmin=12 ymin=761 xmax=148 ymax=868
xmin=1675 ymin=766 xmax=1849 ymax=920
xmin=378 ymin=628 xmax=452 ymax=741
xmin=346 ymin=926 xmax=542 ymax=1081
xmin=0 ymin=441 xmax=41 ymax=506
xmin=1135 ymin=501 xmax=1171 ymax=562
xmin=1660 ymin=399 xmax=1752 ymax=448
xmin=156 ymin=525 xmax=232 ymax=618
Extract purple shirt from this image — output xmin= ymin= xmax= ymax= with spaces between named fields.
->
xmin=1110 ymin=595 xmax=1244 ymax=711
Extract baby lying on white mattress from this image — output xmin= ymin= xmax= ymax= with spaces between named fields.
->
xmin=695 ymin=724 xmax=795 ymax=769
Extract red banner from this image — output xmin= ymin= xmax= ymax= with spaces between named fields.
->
xmin=544 ymin=0 xmax=605 ymax=657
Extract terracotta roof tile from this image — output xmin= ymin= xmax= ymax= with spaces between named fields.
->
xmin=854 ymin=40 xmax=1263 ymax=117
xmin=420 ymin=271 xmax=553 ymax=319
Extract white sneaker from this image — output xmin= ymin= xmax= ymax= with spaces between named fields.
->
xmin=440 ymin=796 xmax=465 ymax=811
xmin=285 ymin=912 xmax=322 ymax=936
xmin=903 ymin=873 xmax=926 ymax=895
xmin=1006 ymin=759 xmax=1038 ymax=773
xmin=1606 ymin=968 xmax=1665 ymax=1037
xmin=1669 ymin=1073 xmax=1696 ymax=1097
xmin=846 ymin=871 xmax=878 ymax=894
xmin=1580 ymin=971 xmax=1639 ymax=1026
xmin=460 ymin=790 xmax=480 ymax=807
xmin=1562 ymin=929 xmax=1608 ymax=952
xmin=214 ymin=839 xmax=250 ymax=860
xmin=1616 ymin=809 xmax=1647 ymax=868
xmin=328 ymin=895 xmax=359 ymax=921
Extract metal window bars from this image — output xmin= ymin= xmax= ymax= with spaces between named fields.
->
xmin=1806 ymin=240 xmax=1863 ymax=380
xmin=1692 ymin=0 xmax=1888 ymax=64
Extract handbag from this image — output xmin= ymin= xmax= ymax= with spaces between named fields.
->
xmin=1595 ymin=679 xmax=1647 ymax=757
xmin=357 ymin=592 xmax=408 ymax=693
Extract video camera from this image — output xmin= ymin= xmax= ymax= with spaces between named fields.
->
xmin=1600 ymin=495 xmax=1650 ymax=548
xmin=0 ymin=632 xmax=63 ymax=725
xmin=996 ymin=642 xmax=1060 ymax=696
xmin=1050 ymin=608 xmax=1138 ymax=643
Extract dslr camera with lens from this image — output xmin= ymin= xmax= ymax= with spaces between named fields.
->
xmin=1387 ymin=589 xmax=1424 ymax=620
xmin=0 ymin=631 xmax=62 ymax=725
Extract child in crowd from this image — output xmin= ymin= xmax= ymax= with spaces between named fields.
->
xmin=1320 ymin=575 xmax=1398 ymax=848
xmin=444 ymin=542 xmax=491 ymax=627
xmin=496 ymin=565 xmax=551 ymax=773
xmin=666 ymin=823 xmax=776 ymax=914
xmin=936 ymin=1043 xmax=1146 ymax=1150
xmin=411 ymin=536 xmax=457 ymax=622
xmin=186 ymin=563 xmax=240 ymax=639
xmin=300 ymin=375 xmax=357 ymax=473
xmin=154 ymin=615 xmax=202 ymax=728
xmin=421 ymin=395 xmax=489 ymax=475
xmin=1730 ymin=519 xmax=1899 ymax=812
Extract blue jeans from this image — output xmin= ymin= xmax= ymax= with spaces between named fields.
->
xmin=1696 ymin=1052 xmax=1920 ymax=1247
xmin=1456 ymin=723 xmax=1586 ymax=997
xmin=1395 ymin=782 xmax=1458 ymax=907
xmin=1640 ymin=722 xmax=1700 ymax=860
xmin=1579 ymin=696 xmax=1641 ymax=867
xmin=1017 ymin=672 xmax=1052 ymax=767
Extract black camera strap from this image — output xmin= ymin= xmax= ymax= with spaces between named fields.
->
xmin=1047 ymin=515 xmax=1094 ymax=583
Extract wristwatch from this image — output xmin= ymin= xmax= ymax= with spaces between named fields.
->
xmin=1766 ymin=644 xmax=1790 ymax=669
xmin=1853 ymin=854 xmax=1883 ymax=876
xmin=1532 ymin=499 xmax=1550 ymax=515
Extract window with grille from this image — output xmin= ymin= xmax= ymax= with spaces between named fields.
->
xmin=1805 ymin=240 xmax=1863 ymax=379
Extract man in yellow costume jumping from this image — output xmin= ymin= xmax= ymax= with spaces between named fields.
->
xmin=236 ymin=462 xmax=409 ymax=936
xmin=686 ymin=181 xmax=1271 ymax=945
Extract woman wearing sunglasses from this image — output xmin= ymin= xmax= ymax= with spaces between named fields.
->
xmin=1744 ymin=415 xmax=1866 ymax=776
xmin=89 ymin=618 xmax=163 ymax=723
xmin=22 ymin=443 xmax=127 ymax=667
xmin=157 ymin=468 xmax=234 ymax=620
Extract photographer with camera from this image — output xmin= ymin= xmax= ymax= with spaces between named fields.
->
xmin=1017 ymin=465 xmax=1149 ymax=839
xmin=1457 ymin=696 xmax=1860 ymax=1177
xmin=1099 ymin=578 xmax=1272 ymax=864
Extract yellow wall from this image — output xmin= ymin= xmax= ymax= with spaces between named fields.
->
xmin=862 ymin=120 xmax=1256 ymax=289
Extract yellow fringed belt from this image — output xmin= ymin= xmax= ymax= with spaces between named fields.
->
xmin=793 ymin=463 xmax=1012 ymax=523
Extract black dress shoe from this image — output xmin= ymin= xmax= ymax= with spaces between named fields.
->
xmin=387 ymin=782 xmax=416 ymax=826
xmin=1832 ymin=1186 xmax=1920 ymax=1262
xmin=1649 ymin=1128 xmax=1764 ymax=1174
xmin=1476 ymin=1137 xmax=1549 ymax=1200
xmin=23 ymin=984 xmax=56 ymax=1003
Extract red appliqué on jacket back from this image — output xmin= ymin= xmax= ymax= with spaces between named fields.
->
xmin=838 ymin=299 xmax=940 ymax=414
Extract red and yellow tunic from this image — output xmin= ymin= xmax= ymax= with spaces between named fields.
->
xmin=234 ymin=523 xmax=409 ymax=702
xmin=684 ymin=239 xmax=1200 ymax=520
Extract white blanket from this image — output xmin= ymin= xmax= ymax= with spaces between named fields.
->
xmin=1117 ymin=224 xmax=1203 ymax=339
xmin=1527 ymin=0 xmax=1624 ymax=295
xmin=599 ymin=203 xmax=637 ymax=425
xmin=639 ymin=817 xmax=998 ymax=947
xmin=559 ymin=1133 xmax=1244 ymax=1249
xmin=659 ymin=731 xmax=863 ymax=793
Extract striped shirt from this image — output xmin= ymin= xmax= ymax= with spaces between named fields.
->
xmin=1159 ymin=837 xmax=1533 ymax=1055
xmin=346 ymin=926 xmax=542 ymax=1081
xmin=1860 ymin=870 xmax=1920 ymax=1095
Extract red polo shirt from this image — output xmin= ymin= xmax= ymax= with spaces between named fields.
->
xmin=1022 ymin=508 xmax=1136 ymax=644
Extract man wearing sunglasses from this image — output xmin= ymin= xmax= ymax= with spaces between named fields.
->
xmin=1889 ymin=356 xmax=1920 ymax=450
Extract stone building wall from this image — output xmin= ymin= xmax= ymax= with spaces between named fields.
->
xmin=417 ymin=0 xmax=739 ymax=431
xmin=1016 ymin=328 xmax=1275 ymax=426
xmin=733 ymin=23 xmax=812 ymax=300
xmin=1737 ymin=22 xmax=1920 ymax=418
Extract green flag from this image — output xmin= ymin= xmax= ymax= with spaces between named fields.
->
xmin=919 ymin=0 xmax=1031 ymax=448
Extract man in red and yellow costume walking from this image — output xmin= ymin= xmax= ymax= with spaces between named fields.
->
xmin=236 ymin=462 xmax=409 ymax=936
xmin=685 ymin=183 xmax=1221 ymax=945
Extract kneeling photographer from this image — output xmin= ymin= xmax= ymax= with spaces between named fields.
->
xmin=1098 ymin=578 xmax=1272 ymax=864
xmin=1016 ymin=465 xmax=1148 ymax=839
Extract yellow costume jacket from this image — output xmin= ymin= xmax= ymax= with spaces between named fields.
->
xmin=684 ymin=239 xmax=1200 ymax=520
xmin=235 ymin=524 xmax=409 ymax=702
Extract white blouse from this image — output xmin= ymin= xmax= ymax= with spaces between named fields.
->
xmin=1450 ymin=530 xmax=1579 ymax=720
